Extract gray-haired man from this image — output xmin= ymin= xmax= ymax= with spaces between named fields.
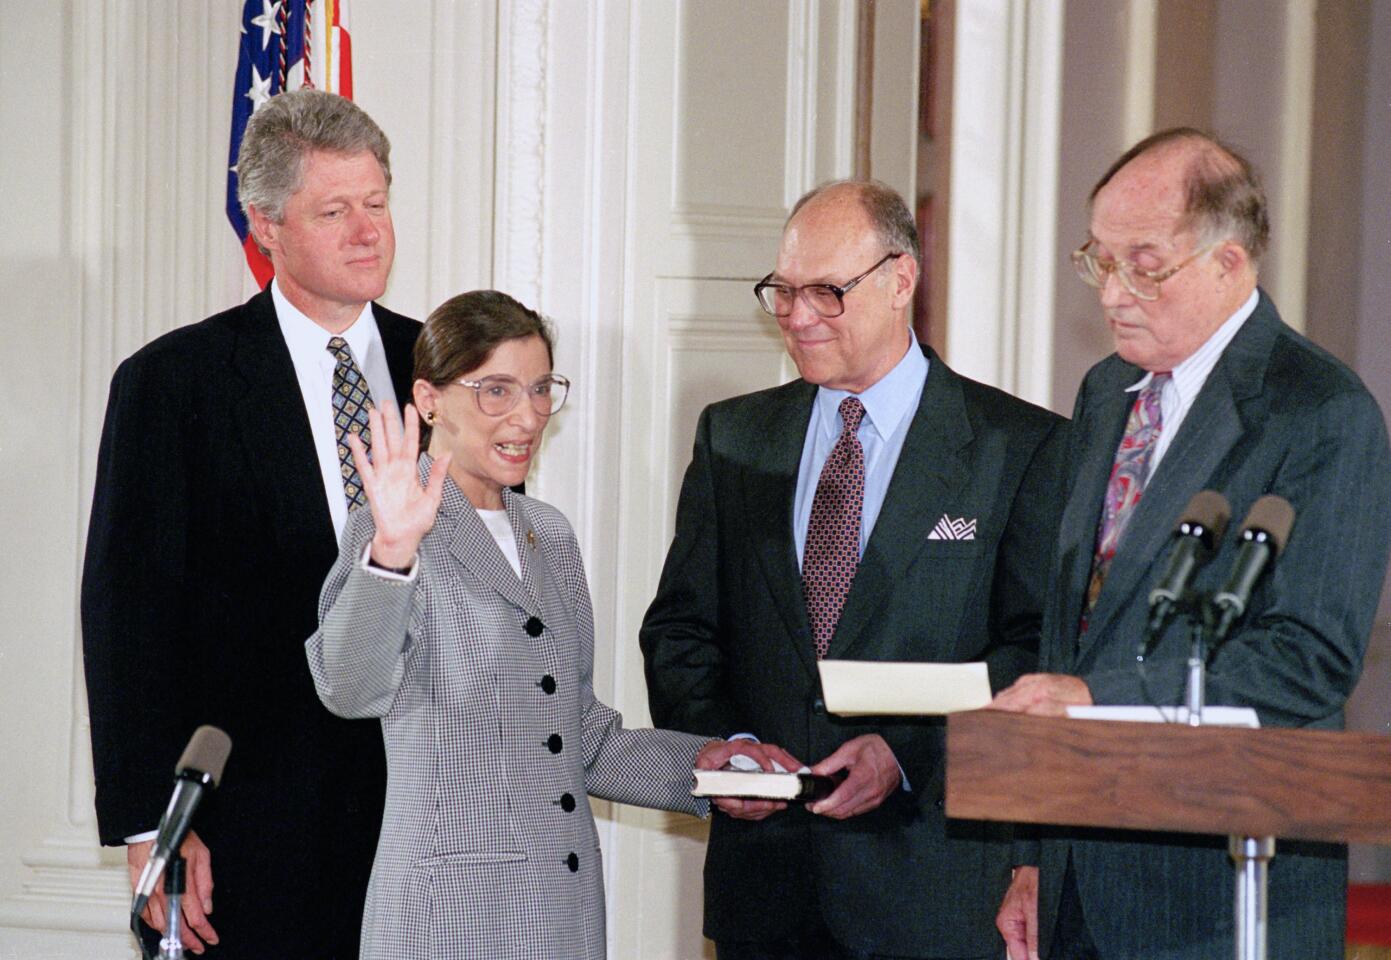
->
xmin=82 ymin=89 xmax=417 ymax=957
xmin=992 ymin=128 xmax=1391 ymax=960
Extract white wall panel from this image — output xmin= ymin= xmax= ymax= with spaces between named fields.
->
xmin=0 ymin=3 xmax=246 ymax=951
xmin=673 ymin=2 xmax=792 ymax=219
xmin=946 ymin=0 xmax=1062 ymax=406
xmin=661 ymin=279 xmax=791 ymax=505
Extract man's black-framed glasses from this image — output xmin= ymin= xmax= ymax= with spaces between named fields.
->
xmin=754 ymin=252 xmax=904 ymax=319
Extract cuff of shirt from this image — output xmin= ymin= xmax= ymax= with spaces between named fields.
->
xmin=359 ymin=541 xmax=419 ymax=581
xmin=123 ymin=830 xmax=159 ymax=844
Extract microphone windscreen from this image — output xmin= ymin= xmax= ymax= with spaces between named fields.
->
xmin=1179 ymin=490 xmax=1232 ymax=541
xmin=176 ymin=726 xmax=233 ymax=786
xmin=1242 ymin=495 xmax=1295 ymax=555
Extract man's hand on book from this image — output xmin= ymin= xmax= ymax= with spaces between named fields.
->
xmin=806 ymin=734 xmax=900 ymax=819
xmin=695 ymin=739 xmax=804 ymax=821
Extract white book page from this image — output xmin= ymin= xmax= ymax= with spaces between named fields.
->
xmin=1065 ymin=705 xmax=1261 ymax=728
xmin=818 ymin=660 xmax=992 ymax=716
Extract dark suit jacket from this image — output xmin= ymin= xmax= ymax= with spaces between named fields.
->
xmin=1030 ymin=291 xmax=1391 ymax=960
xmin=81 ymin=286 xmax=419 ymax=958
xmin=641 ymin=346 xmax=1066 ymax=957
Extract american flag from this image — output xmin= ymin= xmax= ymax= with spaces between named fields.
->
xmin=227 ymin=0 xmax=354 ymax=286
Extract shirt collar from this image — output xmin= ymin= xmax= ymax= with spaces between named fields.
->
xmin=271 ymin=278 xmax=377 ymax=362
xmin=1125 ymin=288 xmax=1259 ymax=399
xmin=814 ymin=328 xmax=928 ymax=441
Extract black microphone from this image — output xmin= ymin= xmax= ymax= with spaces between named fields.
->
xmin=131 ymin=726 xmax=232 ymax=919
xmin=1209 ymin=495 xmax=1295 ymax=643
xmin=1141 ymin=490 xmax=1232 ymax=651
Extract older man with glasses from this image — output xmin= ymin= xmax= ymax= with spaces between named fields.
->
xmin=641 ymin=178 xmax=1067 ymax=960
xmin=990 ymin=129 xmax=1391 ymax=960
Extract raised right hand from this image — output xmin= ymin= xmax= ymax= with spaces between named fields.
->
xmin=128 ymin=829 xmax=218 ymax=954
xmin=346 ymin=404 xmax=451 ymax=568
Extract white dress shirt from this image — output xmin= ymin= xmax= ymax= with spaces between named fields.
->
xmin=477 ymin=508 xmax=523 ymax=577
xmin=1128 ymin=289 xmax=1259 ymax=478
xmin=272 ymin=279 xmax=400 ymax=542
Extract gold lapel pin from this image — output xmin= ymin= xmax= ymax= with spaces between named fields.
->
xmin=526 ymin=529 xmax=536 ymax=549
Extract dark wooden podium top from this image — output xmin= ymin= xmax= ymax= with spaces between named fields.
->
xmin=945 ymin=710 xmax=1391 ymax=844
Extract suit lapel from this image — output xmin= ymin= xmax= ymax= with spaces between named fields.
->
xmin=742 ymin=381 xmax=820 ymax=679
xmin=432 ymin=458 xmax=540 ymax=616
xmin=827 ymin=351 xmax=971 ymax=660
xmin=1079 ymin=295 xmax=1279 ymax=651
xmin=228 ymin=287 xmax=337 ymax=554
xmin=507 ymin=493 xmax=576 ymax=640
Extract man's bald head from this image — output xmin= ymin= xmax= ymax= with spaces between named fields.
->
xmin=1090 ymin=128 xmax=1268 ymax=266
xmin=769 ymin=179 xmax=919 ymax=393
xmin=1085 ymin=129 xmax=1264 ymax=372
xmin=789 ymin=179 xmax=921 ymax=265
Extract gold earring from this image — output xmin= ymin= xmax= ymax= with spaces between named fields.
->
xmin=424 ymin=410 xmax=436 ymax=424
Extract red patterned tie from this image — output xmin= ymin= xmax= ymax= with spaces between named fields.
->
xmin=803 ymin=397 xmax=867 ymax=659
xmin=1082 ymin=373 xmax=1170 ymax=628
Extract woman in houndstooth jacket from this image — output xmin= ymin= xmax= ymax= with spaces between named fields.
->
xmin=306 ymin=291 xmax=758 ymax=959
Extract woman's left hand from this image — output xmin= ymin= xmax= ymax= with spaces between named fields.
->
xmin=346 ymin=404 xmax=451 ymax=568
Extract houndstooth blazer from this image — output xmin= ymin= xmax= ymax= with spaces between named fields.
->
xmin=307 ymin=456 xmax=710 ymax=960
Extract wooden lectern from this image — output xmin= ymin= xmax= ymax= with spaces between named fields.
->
xmin=945 ymin=711 xmax=1391 ymax=959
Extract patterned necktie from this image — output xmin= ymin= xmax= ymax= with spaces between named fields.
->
xmin=327 ymin=336 xmax=375 ymax=510
xmin=803 ymin=397 xmax=867 ymax=659
xmin=1083 ymin=373 xmax=1170 ymax=624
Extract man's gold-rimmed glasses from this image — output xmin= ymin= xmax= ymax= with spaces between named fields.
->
xmin=1071 ymin=239 xmax=1217 ymax=301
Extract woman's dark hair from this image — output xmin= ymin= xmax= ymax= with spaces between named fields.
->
xmin=414 ymin=290 xmax=555 ymax=441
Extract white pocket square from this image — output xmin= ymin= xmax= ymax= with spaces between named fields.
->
xmin=928 ymin=515 xmax=976 ymax=541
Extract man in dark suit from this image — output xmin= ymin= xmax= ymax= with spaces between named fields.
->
xmin=81 ymin=90 xmax=418 ymax=957
xmin=991 ymin=129 xmax=1391 ymax=960
xmin=640 ymin=179 xmax=1066 ymax=959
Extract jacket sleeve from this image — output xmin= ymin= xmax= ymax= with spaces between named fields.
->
xmin=306 ymin=509 xmax=419 ymax=719
xmin=639 ymin=407 xmax=747 ymax=738
xmin=80 ymin=353 xmax=198 ymax=845
xmin=985 ymin=416 xmax=1070 ymax=692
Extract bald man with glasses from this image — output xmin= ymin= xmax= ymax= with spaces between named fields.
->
xmin=641 ymin=179 xmax=1067 ymax=960
xmin=991 ymin=129 xmax=1391 ymax=960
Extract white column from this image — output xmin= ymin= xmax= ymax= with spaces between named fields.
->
xmin=946 ymin=0 xmax=1064 ymax=406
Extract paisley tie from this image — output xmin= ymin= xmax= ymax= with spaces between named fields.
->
xmin=1082 ymin=373 xmax=1170 ymax=628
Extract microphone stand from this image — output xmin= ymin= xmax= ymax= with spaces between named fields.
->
xmin=1183 ymin=595 xmax=1273 ymax=960
xmin=1183 ymin=613 xmax=1206 ymax=726
xmin=158 ymin=855 xmax=187 ymax=960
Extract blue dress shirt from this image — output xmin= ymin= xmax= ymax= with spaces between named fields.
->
xmin=793 ymin=332 xmax=930 ymax=568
